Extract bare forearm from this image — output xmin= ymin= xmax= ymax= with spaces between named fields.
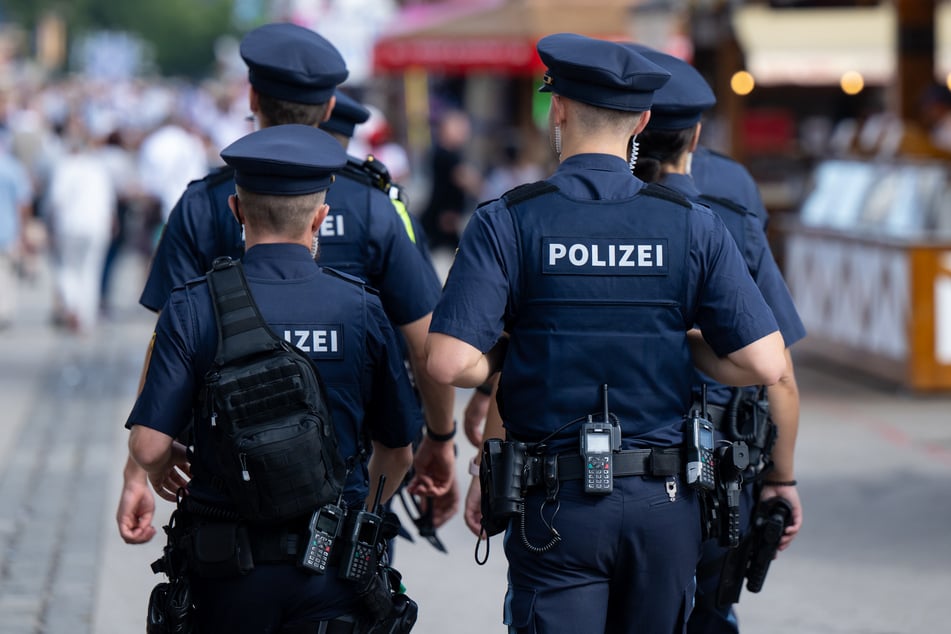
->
xmin=367 ymin=442 xmax=413 ymax=507
xmin=766 ymin=349 xmax=800 ymax=481
xmin=401 ymin=316 xmax=455 ymax=434
xmin=123 ymin=454 xmax=149 ymax=484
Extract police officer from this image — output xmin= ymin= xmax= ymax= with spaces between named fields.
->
xmin=117 ymin=23 xmax=454 ymax=545
xmin=426 ymin=33 xmax=787 ymax=633
xmin=318 ymin=89 xmax=434 ymax=268
xmin=127 ymin=124 xmax=419 ymax=632
xmin=628 ymin=46 xmax=804 ymax=633
xmin=692 ymin=145 xmax=769 ymax=233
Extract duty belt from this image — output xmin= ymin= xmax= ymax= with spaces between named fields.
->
xmin=704 ymin=403 xmax=727 ymax=429
xmin=524 ymin=448 xmax=682 ymax=488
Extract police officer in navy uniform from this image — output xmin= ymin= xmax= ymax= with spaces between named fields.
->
xmin=692 ymin=146 xmax=769 ymax=233
xmin=117 ymin=23 xmax=455 ymax=546
xmin=127 ymin=124 xmax=419 ymax=633
xmin=628 ymin=46 xmax=804 ymax=633
xmin=426 ymin=33 xmax=787 ymax=633
xmin=318 ymin=89 xmax=435 ymax=269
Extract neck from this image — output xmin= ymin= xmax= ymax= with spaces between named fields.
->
xmin=243 ymin=229 xmax=311 ymax=251
xmin=661 ymin=152 xmax=691 ymax=176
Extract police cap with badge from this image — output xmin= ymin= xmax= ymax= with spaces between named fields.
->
xmin=240 ymin=22 xmax=348 ymax=104
xmin=320 ymin=90 xmax=370 ymax=139
xmin=220 ymin=124 xmax=348 ymax=195
xmin=537 ymin=33 xmax=670 ymax=111
xmin=625 ymin=44 xmax=716 ymax=130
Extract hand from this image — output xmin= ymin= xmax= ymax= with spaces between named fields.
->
xmin=148 ymin=441 xmax=191 ymax=503
xmin=116 ymin=468 xmax=157 ymax=544
xmin=463 ymin=390 xmax=491 ymax=447
xmin=463 ymin=475 xmax=483 ymax=537
xmin=419 ymin=477 xmax=460 ymax=528
xmin=759 ymin=484 xmax=802 ymax=552
xmin=406 ymin=434 xmax=455 ymax=498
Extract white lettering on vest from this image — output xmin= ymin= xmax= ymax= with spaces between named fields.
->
xmin=543 ymin=238 xmax=669 ymax=275
xmin=319 ymin=214 xmax=345 ymax=237
xmin=284 ymin=329 xmax=340 ymax=353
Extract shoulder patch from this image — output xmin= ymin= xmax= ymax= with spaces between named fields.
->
xmin=321 ymin=266 xmax=380 ymax=295
xmin=641 ymin=183 xmax=693 ymax=209
xmin=699 ymin=194 xmax=748 ymax=217
xmin=502 ymin=181 xmax=559 ymax=206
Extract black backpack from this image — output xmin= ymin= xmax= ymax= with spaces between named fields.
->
xmin=198 ymin=256 xmax=346 ymax=522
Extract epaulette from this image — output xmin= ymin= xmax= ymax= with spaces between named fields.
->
xmin=702 ymin=147 xmax=732 ymax=161
xmin=698 ymin=194 xmax=748 ymax=217
xmin=641 ymin=183 xmax=693 ymax=209
xmin=205 ymin=165 xmax=235 ymax=188
xmin=340 ymin=158 xmax=374 ymax=187
xmin=340 ymin=154 xmax=402 ymax=201
xmin=501 ymin=181 xmax=559 ymax=206
xmin=322 ymin=266 xmax=380 ymax=295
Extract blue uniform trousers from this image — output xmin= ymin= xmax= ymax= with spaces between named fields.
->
xmin=503 ymin=476 xmax=702 ymax=634
xmin=192 ymin=563 xmax=360 ymax=633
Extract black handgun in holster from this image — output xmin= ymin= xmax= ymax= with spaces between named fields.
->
xmin=479 ymin=438 xmax=528 ymax=538
xmin=716 ymin=496 xmax=793 ymax=606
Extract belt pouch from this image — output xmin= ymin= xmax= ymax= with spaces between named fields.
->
xmin=188 ymin=522 xmax=254 ymax=578
xmin=480 ymin=438 xmax=527 ymax=537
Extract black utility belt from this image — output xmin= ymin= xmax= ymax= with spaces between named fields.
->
xmin=523 ymin=448 xmax=682 ymax=488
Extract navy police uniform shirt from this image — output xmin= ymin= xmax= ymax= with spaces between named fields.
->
xmin=692 ymin=146 xmax=769 ymax=232
xmin=139 ymin=161 xmax=441 ymax=326
xmin=128 ymin=244 xmax=422 ymax=506
xmin=430 ymin=153 xmax=779 ymax=450
xmin=662 ymin=172 xmax=806 ymax=405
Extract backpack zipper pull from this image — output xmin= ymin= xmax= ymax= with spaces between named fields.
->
xmin=210 ymin=411 xmax=217 ymax=428
xmin=240 ymin=453 xmax=250 ymax=481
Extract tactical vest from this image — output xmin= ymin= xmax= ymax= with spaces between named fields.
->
xmin=498 ymin=182 xmax=700 ymax=448
xmin=318 ymin=159 xmax=413 ymax=280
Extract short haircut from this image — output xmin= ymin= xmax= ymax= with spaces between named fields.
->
xmin=257 ymin=94 xmax=330 ymax=128
xmin=568 ymin=99 xmax=644 ymax=139
xmin=235 ymin=185 xmax=326 ymax=235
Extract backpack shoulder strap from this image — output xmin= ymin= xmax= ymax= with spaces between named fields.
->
xmin=205 ymin=256 xmax=285 ymax=365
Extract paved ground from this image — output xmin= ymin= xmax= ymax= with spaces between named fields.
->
xmin=1 ymin=252 xmax=950 ymax=633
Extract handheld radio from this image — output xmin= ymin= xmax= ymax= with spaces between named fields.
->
xmin=300 ymin=499 xmax=346 ymax=574
xmin=581 ymin=384 xmax=621 ymax=495
xmin=686 ymin=385 xmax=716 ymax=491
xmin=339 ymin=475 xmax=385 ymax=583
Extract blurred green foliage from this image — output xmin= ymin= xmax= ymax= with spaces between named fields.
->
xmin=3 ymin=0 xmax=243 ymax=77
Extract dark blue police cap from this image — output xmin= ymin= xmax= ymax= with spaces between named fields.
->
xmin=627 ymin=45 xmax=716 ymax=131
xmin=537 ymin=33 xmax=670 ymax=112
xmin=220 ymin=124 xmax=348 ymax=196
xmin=240 ymin=23 xmax=348 ymax=105
xmin=319 ymin=90 xmax=370 ymax=139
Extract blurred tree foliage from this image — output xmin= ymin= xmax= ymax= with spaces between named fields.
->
xmin=3 ymin=0 xmax=242 ymax=77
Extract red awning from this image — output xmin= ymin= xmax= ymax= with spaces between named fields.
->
xmin=374 ymin=37 xmax=542 ymax=74
xmin=372 ymin=0 xmax=636 ymax=75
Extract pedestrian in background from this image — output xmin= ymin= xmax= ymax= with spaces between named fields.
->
xmin=0 ymin=138 xmax=32 ymax=330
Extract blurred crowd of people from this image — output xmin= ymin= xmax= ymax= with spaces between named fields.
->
xmin=0 ymin=69 xmax=555 ymax=335
xmin=0 ymin=73 xmax=255 ymax=334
